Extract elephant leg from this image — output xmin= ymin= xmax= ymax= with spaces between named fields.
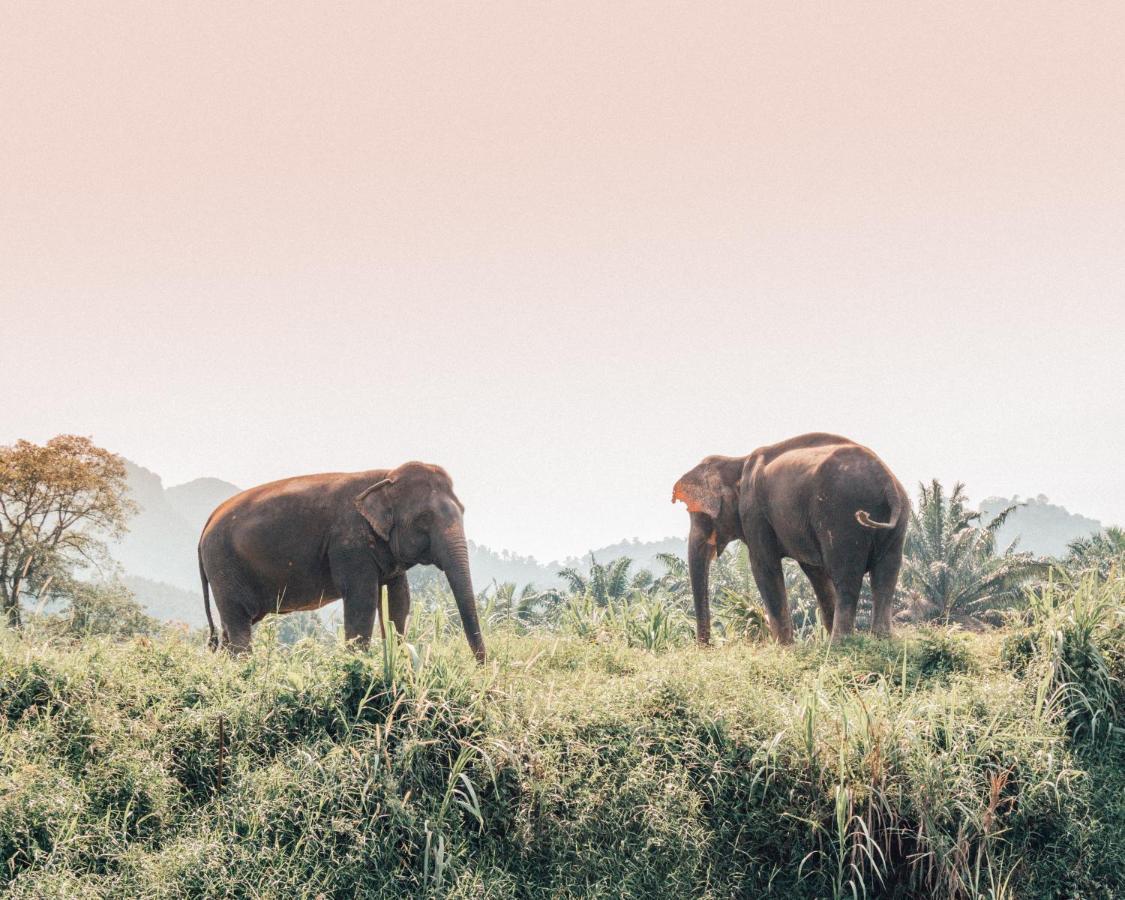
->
xmin=343 ymin=580 xmax=381 ymax=649
xmin=798 ymin=562 xmax=837 ymax=635
xmin=869 ymin=552 xmax=902 ymax=637
xmin=749 ymin=556 xmax=794 ymax=644
xmin=384 ymin=574 xmax=410 ymax=637
xmin=828 ymin=565 xmax=865 ymax=641
xmin=221 ymin=618 xmax=253 ymax=654
xmin=330 ymin=552 xmax=383 ymax=649
xmin=208 ymin=571 xmax=258 ymax=655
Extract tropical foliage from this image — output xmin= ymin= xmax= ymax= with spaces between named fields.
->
xmin=557 ymin=555 xmax=650 ymax=606
xmin=901 ymin=480 xmax=1045 ymax=624
xmin=1065 ymin=525 xmax=1125 ymax=580
xmin=28 ymin=579 xmax=158 ymax=639
xmin=1026 ymin=573 xmax=1125 ymax=743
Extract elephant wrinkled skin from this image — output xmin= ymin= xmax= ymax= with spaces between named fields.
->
xmin=673 ymin=433 xmax=909 ymax=645
xmin=197 ymin=461 xmax=485 ymax=661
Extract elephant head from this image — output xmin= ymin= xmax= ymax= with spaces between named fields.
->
xmin=355 ymin=461 xmax=486 ymax=662
xmin=672 ymin=455 xmax=745 ymax=645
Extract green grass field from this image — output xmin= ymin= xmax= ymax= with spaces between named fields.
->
xmin=1 ymin=578 xmax=1123 ymax=898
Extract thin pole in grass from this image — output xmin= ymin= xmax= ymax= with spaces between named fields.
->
xmin=217 ymin=713 xmax=225 ymax=795
xmin=900 ymin=639 xmax=909 ymax=697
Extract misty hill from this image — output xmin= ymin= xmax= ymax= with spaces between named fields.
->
xmin=121 ymin=575 xmax=204 ymax=627
xmin=165 ymin=478 xmax=240 ymax=532
xmin=112 ymin=461 xmax=241 ymax=601
xmin=979 ymin=494 xmax=1102 ymax=558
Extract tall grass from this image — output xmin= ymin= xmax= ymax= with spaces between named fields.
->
xmin=1 ymin=578 xmax=1123 ymax=897
xmin=1019 ymin=573 xmax=1125 ymax=744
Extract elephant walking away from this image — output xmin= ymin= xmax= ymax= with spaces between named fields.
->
xmin=197 ymin=461 xmax=486 ymax=661
xmin=673 ymin=433 xmax=909 ymax=644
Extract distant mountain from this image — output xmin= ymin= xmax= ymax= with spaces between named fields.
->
xmin=121 ymin=575 xmax=204 ymax=627
xmin=112 ymin=461 xmax=240 ymax=596
xmin=165 ymin=478 xmax=240 ymax=532
xmin=978 ymin=494 xmax=1102 ymax=558
xmin=465 ymin=545 xmax=559 ymax=591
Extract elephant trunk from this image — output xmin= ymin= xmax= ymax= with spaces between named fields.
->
xmin=439 ymin=525 xmax=487 ymax=664
xmin=688 ymin=526 xmax=716 ymax=646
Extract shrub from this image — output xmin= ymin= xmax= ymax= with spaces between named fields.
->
xmin=0 ymin=587 xmax=1122 ymax=898
xmin=1027 ymin=573 xmax=1124 ymax=744
xmin=30 ymin=580 xmax=158 ymax=640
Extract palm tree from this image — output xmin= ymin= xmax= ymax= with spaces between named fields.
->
xmin=654 ymin=552 xmax=690 ymax=599
xmin=1065 ymin=526 xmax=1125 ymax=580
xmin=514 ymin=583 xmax=566 ymax=626
xmin=558 ymin=554 xmax=644 ymax=607
xmin=478 ymin=580 xmax=520 ymax=626
xmin=654 ymin=545 xmax=759 ymax=606
xmin=475 ymin=580 xmax=564 ymax=629
xmin=902 ymin=480 xmax=1045 ymax=623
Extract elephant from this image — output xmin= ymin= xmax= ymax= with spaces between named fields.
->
xmin=673 ymin=433 xmax=909 ymax=644
xmin=197 ymin=461 xmax=486 ymax=661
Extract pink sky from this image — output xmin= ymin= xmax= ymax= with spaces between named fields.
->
xmin=3 ymin=3 xmax=1123 ymax=559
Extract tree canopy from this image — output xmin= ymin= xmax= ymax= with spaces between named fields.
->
xmin=0 ymin=435 xmax=135 ymax=626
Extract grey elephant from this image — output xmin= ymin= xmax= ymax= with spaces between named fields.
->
xmin=197 ymin=461 xmax=485 ymax=661
xmin=673 ymin=433 xmax=909 ymax=644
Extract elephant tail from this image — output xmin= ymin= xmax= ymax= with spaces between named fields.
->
xmin=855 ymin=488 xmax=903 ymax=530
xmin=199 ymin=548 xmax=218 ymax=651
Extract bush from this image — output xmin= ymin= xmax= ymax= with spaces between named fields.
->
xmin=30 ymin=581 xmax=158 ymax=640
xmin=0 ymin=582 xmax=1122 ymax=898
xmin=1026 ymin=573 xmax=1124 ymax=744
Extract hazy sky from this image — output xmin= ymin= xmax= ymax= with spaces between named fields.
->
xmin=3 ymin=3 xmax=1123 ymax=561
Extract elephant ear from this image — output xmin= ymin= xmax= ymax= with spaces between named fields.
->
xmin=355 ymin=478 xmax=395 ymax=541
xmin=672 ymin=466 xmax=724 ymax=520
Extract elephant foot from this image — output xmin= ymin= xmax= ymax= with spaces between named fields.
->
xmin=769 ymin=626 xmax=795 ymax=646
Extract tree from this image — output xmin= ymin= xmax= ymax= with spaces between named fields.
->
xmin=557 ymin=555 xmax=644 ymax=607
xmin=901 ymin=480 xmax=1044 ymax=623
xmin=654 ymin=552 xmax=689 ymax=598
xmin=513 ymin=583 xmax=566 ymax=626
xmin=0 ymin=435 xmax=135 ymax=627
xmin=473 ymin=580 xmax=563 ymax=628
xmin=34 ymin=580 xmax=158 ymax=639
xmin=1064 ymin=526 xmax=1125 ymax=580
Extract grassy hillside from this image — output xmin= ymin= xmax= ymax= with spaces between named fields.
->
xmin=1 ymin=579 xmax=1122 ymax=898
